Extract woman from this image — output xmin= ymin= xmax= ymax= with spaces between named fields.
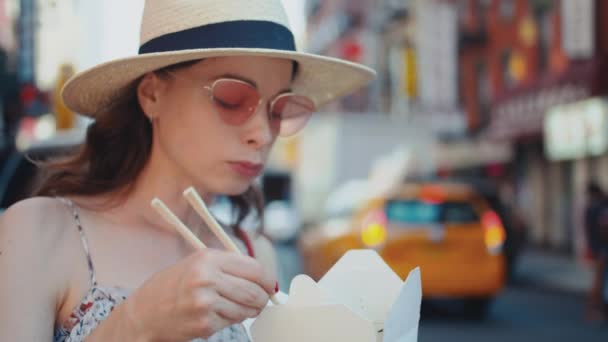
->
xmin=0 ymin=0 xmax=374 ymax=341
xmin=585 ymin=182 xmax=608 ymax=321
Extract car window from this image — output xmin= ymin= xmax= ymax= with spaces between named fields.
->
xmin=385 ymin=200 xmax=440 ymax=224
xmin=385 ymin=200 xmax=478 ymax=224
xmin=442 ymin=202 xmax=479 ymax=223
xmin=0 ymin=152 xmax=39 ymax=209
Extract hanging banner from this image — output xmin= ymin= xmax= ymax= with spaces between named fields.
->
xmin=544 ymin=97 xmax=608 ymax=161
xmin=415 ymin=0 xmax=458 ymax=109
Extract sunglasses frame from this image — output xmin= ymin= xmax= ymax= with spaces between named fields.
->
xmin=163 ymin=70 xmax=316 ymax=137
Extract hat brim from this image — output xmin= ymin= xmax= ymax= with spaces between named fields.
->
xmin=62 ymin=48 xmax=376 ymax=116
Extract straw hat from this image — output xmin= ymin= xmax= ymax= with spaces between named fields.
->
xmin=62 ymin=0 xmax=377 ymax=117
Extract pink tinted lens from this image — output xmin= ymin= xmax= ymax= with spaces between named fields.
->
xmin=271 ymin=95 xmax=315 ymax=136
xmin=211 ymin=80 xmax=260 ymax=125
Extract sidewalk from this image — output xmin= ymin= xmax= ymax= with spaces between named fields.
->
xmin=512 ymin=248 xmax=593 ymax=296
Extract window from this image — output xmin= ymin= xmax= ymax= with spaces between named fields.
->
xmin=533 ymin=2 xmax=554 ymax=72
xmin=442 ymin=202 xmax=479 ymax=223
xmin=477 ymin=0 xmax=492 ymax=27
xmin=499 ymin=0 xmax=515 ymax=21
xmin=385 ymin=200 xmax=479 ymax=224
xmin=386 ymin=200 xmax=440 ymax=224
xmin=476 ymin=61 xmax=492 ymax=125
xmin=501 ymin=49 xmax=516 ymax=88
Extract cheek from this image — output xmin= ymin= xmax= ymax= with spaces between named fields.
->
xmin=159 ymin=99 xmax=237 ymax=172
xmin=159 ymin=101 xmax=225 ymax=165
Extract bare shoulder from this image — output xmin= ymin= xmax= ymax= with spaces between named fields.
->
xmin=0 ymin=197 xmax=75 ymax=278
xmin=0 ymin=197 xmax=72 ymax=245
xmin=1 ymin=196 xmax=68 ymax=222
xmin=0 ymin=197 xmax=76 ymax=338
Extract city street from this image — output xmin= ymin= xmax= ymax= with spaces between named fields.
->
xmin=419 ymin=287 xmax=607 ymax=341
xmin=2 ymin=0 xmax=608 ymax=340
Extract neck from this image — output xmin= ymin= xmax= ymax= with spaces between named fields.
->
xmin=96 ymin=145 xmax=215 ymax=235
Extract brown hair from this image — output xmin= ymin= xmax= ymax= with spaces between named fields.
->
xmin=35 ymin=60 xmax=265 ymax=231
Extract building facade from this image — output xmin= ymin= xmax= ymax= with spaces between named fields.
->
xmin=458 ymin=0 xmax=608 ymax=256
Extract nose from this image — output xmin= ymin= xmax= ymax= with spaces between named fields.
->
xmin=241 ymin=101 xmax=275 ymax=149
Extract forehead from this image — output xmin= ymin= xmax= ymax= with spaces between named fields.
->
xmin=188 ymin=56 xmax=293 ymax=89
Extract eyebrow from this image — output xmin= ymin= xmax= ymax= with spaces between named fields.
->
xmin=213 ymin=73 xmax=292 ymax=94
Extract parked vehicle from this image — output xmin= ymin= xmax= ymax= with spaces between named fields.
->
xmin=299 ymin=182 xmax=507 ymax=318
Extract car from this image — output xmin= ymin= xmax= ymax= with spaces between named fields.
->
xmin=0 ymin=129 xmax=85 ymax=210
xmin=298 ymin=182 xmax=507 ymax=318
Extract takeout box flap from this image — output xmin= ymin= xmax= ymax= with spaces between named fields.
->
xmin=251 ymin=304 xmax=377 ymax=342
xmin=318 ymin=249 xmax=404 ymax=323
xmin=384 ymin=267 xmax=422 ymax=342
xmin=287 ymin=274 xmax=334 ymax=306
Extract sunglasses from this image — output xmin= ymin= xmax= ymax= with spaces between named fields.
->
xmin=164 ymin=71 xmax=316 ymax=137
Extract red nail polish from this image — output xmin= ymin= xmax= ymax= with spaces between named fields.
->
xmin=275 ymin=281 xmax=279 ymax=293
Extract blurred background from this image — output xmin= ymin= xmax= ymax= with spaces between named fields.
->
xmin=1 ymin=0 xmax=607 ymax=340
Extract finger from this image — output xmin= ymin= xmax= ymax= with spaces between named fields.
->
xmin=196 ymin=311 xmax=232 ymax=339
xmin=216 ymin=272 xmax=269 ymax=309
xmin=214 ymin=294 xmax=262 ymax=322
xmin=212 ymin=252 xmax=276 ymax=294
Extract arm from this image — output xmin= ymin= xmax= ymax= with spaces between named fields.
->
xmin=0 ymin=198 xmax=275 ymax=341
xmin=0 ymin=198 xmax=151 ymax=341
xmin=0 ymin=199 xmax=66 ymax=340
xmin=89 ymin=249 xmax=276 ymax=342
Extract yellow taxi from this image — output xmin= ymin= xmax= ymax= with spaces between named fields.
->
xmin=299 ymin=182 xmax=507 ymax=317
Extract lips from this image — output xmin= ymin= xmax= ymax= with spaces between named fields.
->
xmin=228 ymin=161 xmax=264 ymax=177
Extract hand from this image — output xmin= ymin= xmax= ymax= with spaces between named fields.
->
xmin=126 ymin=249 xmax=277 ymax=341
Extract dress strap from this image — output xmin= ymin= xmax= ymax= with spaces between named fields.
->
xmin=57 ymin=197 xmax=98 ymax=287
xmin=235 ymin=228 xmax=256 ymax=258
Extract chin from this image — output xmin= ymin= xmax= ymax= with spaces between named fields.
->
xmin=217 ymin=179 xmax=253 ymax=196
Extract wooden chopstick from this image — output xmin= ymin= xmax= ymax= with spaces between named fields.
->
xmin=183 ymin=187 xmax=241 ymax=252
xmin=151 ymin=192 xmax=281 ymax=305
xmin=182 ymin=187 xmax=281 ymax=305
xmin=151 ymin=198 xmax=207 ymax=249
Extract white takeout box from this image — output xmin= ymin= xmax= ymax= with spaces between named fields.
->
xmin=249 ymin=249 xmax=422 ymax=341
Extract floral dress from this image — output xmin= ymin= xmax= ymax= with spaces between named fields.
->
xmin=53 ymin=198 xmax=252 ymax=342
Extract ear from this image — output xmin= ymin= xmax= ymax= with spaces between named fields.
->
xmin=137 ymin=72 xmax=167 ymax=120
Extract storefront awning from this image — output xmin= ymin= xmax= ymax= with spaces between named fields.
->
xmin=485 ymin=59 xmax=608 ymax=141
